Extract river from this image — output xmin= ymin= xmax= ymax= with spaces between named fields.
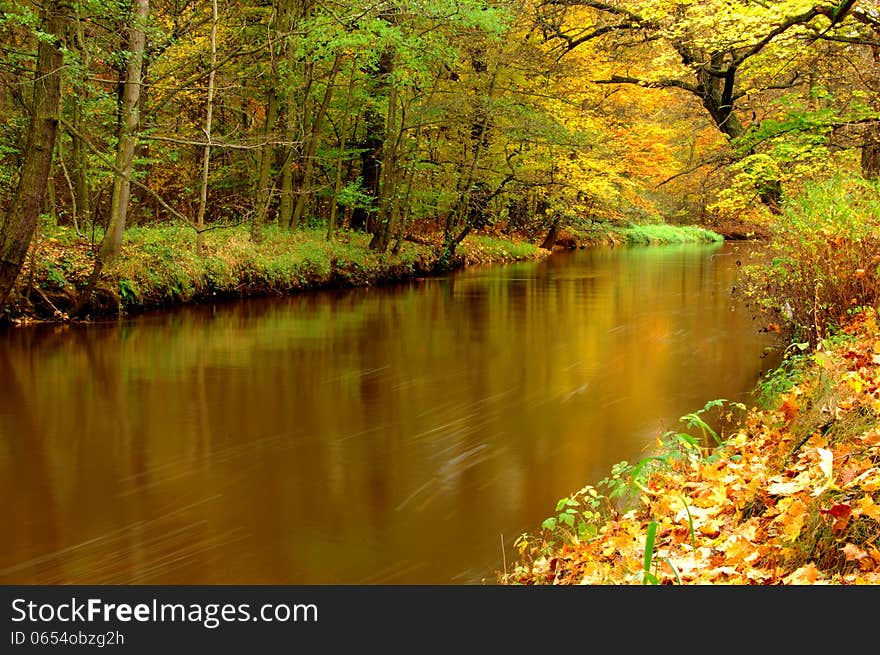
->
xmin=0 ymin=240 xmax=780 ymax=584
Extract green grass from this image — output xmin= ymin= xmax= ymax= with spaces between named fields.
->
xmin=22 ymin=223 xmax=549 ymax=317
xmin=616 ymin=224 xmax=724 ymax=245
xmin=21 ymin=220 xmax=719 ymax=319
xmin=106 ymin=224 xmax=439 ymax=306
xmin=461 ymin=235 xmax=545 ymax=261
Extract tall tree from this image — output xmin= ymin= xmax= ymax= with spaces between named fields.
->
xmin=535 ymin=0 xmax=865 ymax=212
xmin=0 ymin=0 xmax=72 ymax=308
xmin=250 ymin=1 xmax=282 ymax=243
xmin=98 ymin=0 xmax=150 ymax=262
xmin=195 ymin=0 xmax=219 ymax=251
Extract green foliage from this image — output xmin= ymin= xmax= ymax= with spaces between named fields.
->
xmin=43 ymin=264 xmax=68 ymax=289
xmin=754 ymin=342 xmax=810 ymax=408
xmin=617 ymin=224 xmax=724 ymax=245
xmin=335 ymin=178 xmax=373 ymax=210
xmin=642 ymin=520 xmax=660 ymax=585
xmin=21 ymin=224 xmax=551 ymax=316
xmin=714 ymin=88 xmax=880 ymax=216
xmin=679 ymin=397 xmax=728 ymax=447
xmin=118 ymin=278 xmax=138 ymax=303
xmin=539 ymin=485 xmax=605 ymax=544
xmin=462 ymin=235 xmax=544 ymax=261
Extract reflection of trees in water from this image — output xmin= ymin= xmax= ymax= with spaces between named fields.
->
xmin=0 ymin=343 xmax=61 ymax=581
xmin=0 ymin=244 xmax=778 ymax=583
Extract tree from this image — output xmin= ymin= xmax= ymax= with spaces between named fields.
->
xmin=195 ymin=0 xmax=219 ymax=251
xmin=98 ymin=0 xmax=150 ymax=262
xmin=534 ymin=0 xmax=868 ymax=212
xmin=0 ymin=0 xmax=72 ymax=308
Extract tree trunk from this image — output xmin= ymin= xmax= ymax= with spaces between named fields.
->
xmin=70 ymin=101 xmax=91 ymax=225
xmin=98 ymin=0 xmax=149 ymax=263
xmin=540 ymin=217 xmax=560 ymax=251
xmin=195 ymin=0 xmax=218 ymax=251
xmin=681 ymin=47 xmax=783 ymax=212
xmin=292 ymin=54 xmax=342 ymax=230
xmin=328 ymin=61 xmax=358 ymax=241
xmin=251 ymin=87 xmax=279 ymax=243
xmin=369 ymin=79 xmax=399 ymax=252
xmin=443 ymin=54 xmax=496 ymax=260
xmin=68 ymin=9 xmax=92 ymax=226
xmin=350 ymin=48 xmax=394 ymax=233
xmin=0 ymin=0 xmax=71 ymax=308
xmin=279 ymin=2 xmax=309 ymax=230
xmin=862 ymin=124 xmax=880 ymax=179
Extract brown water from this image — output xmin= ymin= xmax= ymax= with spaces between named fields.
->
xmin=0 ymin=241 xmax=780 ymax=584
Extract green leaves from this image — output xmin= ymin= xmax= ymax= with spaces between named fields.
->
xmin=642 ymin=520 xmax=659 ymax=585
xmin=540 ymin=485 xmax=606 ymax=544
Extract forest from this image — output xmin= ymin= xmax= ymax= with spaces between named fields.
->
xmin=3 ymin=1 xmax=880 ymax=586
xmin=1 ymin=0 xmax=877 ymax=319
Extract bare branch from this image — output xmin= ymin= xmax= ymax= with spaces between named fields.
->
xmin=139 ymin=133 xmax=303 ymax=151
xmin=593 ymin=74 xmax=701 ymax=97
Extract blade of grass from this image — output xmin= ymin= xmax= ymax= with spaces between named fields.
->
xmin=642 ymin=520 xmax=659 ymax=585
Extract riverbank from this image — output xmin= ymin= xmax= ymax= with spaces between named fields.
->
xmin=1 ymin=221 xmax=723 ymax=324
xmin=501 ymin=309 xmax=880 ymax=585
xmin=3 ymin=224 xmax=550 ymax=323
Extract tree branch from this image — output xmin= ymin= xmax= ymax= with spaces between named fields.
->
xmin=593 ymin=74 xmax=701 ymax=97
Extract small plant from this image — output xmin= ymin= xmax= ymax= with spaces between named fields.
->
xmin=43 ymin=264 xmax=68 ymax=289
xmin=539 ymin=485 xmax=608 ymax=545
xmin=118 ymin=278 xmax=138 ymax=303
xmin=678 ymin=397 xmax=732 ymax=447
xmin=593 ymin=399 xmax=744 ymax=513
xmin=754 ymin=343 xmax=810 ymax=408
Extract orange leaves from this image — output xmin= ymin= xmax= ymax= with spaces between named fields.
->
xmin=850 ymin=468 xmax=880 ymax=493
xmin=765 ymin=446 xmax=833 ymax=499
xmin=778 ymin=394 xmax=799 ymax=424
xmin=854 ymin=495 xmax=880 ymax=523
xmin=784 ymin=563 xmax=820 ymax=585
xmin=775 ymin=498 xmax=808 ymax=543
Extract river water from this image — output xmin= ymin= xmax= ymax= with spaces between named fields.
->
xmin=0 ymin=241 xmax=780 ymax=584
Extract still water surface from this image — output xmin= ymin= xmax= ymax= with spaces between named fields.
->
xmin=0 ymin=241 xmax=779 ymax=583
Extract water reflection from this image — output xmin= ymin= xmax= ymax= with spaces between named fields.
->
xmin=0 ymin=241 xmax=780 ymax=583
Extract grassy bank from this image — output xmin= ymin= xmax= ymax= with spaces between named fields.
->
xmin=615 ymin=223 xmax=725 ymax=245
xmin=502 ymin=309 xmax=880 ymax=585
xmin=5 ymin=220 xmax=724 ymax=323
xmin=5 ymin=224 xmax=551 ymax=322
xmin=560 ymin=222 xmax=725 ymax=248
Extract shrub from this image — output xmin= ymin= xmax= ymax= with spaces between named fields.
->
xmin=742 ymin=175 xmax=880 ymax=346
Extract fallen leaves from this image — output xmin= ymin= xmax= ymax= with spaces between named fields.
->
xmin=505 ymin=308 xmax=880 ymax=586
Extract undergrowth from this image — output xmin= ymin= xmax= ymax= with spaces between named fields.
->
xmin=739 ymin=174 xmax=880 ymax=347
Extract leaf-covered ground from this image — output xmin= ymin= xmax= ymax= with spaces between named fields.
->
xmin=504 ymin=310 xmax=880 ymax=585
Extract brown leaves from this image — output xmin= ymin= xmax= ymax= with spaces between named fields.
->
xmin=820 ymin=503 xmax=852 ymax=534
xmin=841 ymin=544 xmax=880 ymax=572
